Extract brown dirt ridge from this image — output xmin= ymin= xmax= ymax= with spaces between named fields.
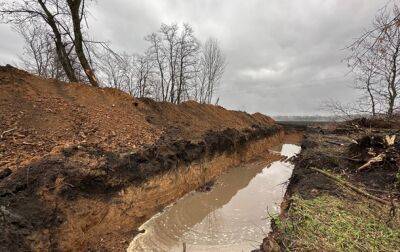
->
xmin=0 ymin=65 xmax=281 ymax=251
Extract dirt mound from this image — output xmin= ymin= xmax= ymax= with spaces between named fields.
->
xmin=0 ymin=65 xmax=274 ymax=174
xmin=0 ymin=65 xmax=279 ymax=251
xmin=346 ymin=116 xmax=400 ymax=129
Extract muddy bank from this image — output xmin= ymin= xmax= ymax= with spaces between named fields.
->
xmin=260 ymin=119 xmax=400 ymax=251
xmin=1 ymin=125 xmax=283 ymax=251
xmin=0 ymin=66 xmax=284 ymax=251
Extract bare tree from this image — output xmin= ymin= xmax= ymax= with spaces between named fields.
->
xmin=346 ymin=3 xmax=400 ymax=117
xmin=197 ymin=38 xmax=226 ymax=104
xmin=146 ymin=32 xmax=168 ymax=101
xmin=4 ymin=11 xmax=228 ymax=104
xmin=176 ymin=24 xmax=200 ymax=104
xmin=346 ymin=40 xmax=381 ymax=116
xmin=143 ymin=24 xmax=227 ymax=104
xmin=0 ymin=0 xmax=99 ymax=86
xmin=135 ymin=52 xmax=154 ymax=98
xmin=0 ymin=1 xmax=76 ymax=82
xmin=15 ymin=24 xmax=64 ymax=80
xmin=376 ymin=6 xmax=400 ymax=116
xmin=149 ymin=23 xmax=202 ymax=104
xmin=95 ymin=48 xmax=155 ymax=97
xmin=159 ymin=23 xmax=179 ymax=103
xmin=95 ymin=49 xmax=128 ymax=90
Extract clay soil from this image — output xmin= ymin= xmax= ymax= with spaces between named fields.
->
xmin=0 ymin=66 xmax=281 ymax=251
xmin=261 ymin=118 xmax=400 ymax=251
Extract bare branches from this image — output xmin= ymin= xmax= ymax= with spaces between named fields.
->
xmin=1 ymin=0 xmax=98 ymax=86
xmin=176 ymin=24 xmax=200 ymax=104
xmin=14 ymin=23 xmax=66 ymax=80
xmin=322 ymin=99 xmax=361 ymax=120
xmin=2 ymin=4 xmax=227 ymax=104
xmin=108 ymin=23 xmax=226 ymax=104
xmin=145 ymin=32 xmax=168 ymax=101
xmin=196 ymin=38 xmax=226 ymax=104
xmin=344 ymin=3 xmax=400 ymax=117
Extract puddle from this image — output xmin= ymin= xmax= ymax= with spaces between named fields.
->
xmin=128 ymin=143 xmax=301 ymax=252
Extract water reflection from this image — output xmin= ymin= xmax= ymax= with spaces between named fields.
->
xmin=128 ymin=144 xmax=301 ymax=252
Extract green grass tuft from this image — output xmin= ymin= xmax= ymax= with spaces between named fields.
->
xmin=274 ymin=194 xmax=400 ymax=251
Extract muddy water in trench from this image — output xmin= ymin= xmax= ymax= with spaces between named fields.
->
xmin=128 ymin=143 xmax=301 ymax=252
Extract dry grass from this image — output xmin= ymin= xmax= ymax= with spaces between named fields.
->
xmin=274 ymin=193 xmax=400 ymax=251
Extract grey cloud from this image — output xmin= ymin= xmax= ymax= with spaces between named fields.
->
xmin=0 ymin=0 xmax=388 ymax=115
xmin=0 ymin=24 xmax=23 ymax=65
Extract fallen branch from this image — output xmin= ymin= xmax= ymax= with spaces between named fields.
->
xmin=357 ymin=153 xmax=385 ymax=171
xmin=310 ymin=167 xmax=392 ymax=206
xmin=325 ymin=136 xmax=358 ymax=144
xmin=22 ymin=142 xmax=37 ymax=146
xmin=0 ymin=127 xmax=17 ymax=139
xmin=321 ymin=153 xmax=362 ymax=162
xmin=325 ymin=140 xmax=345 ymax=146
xmin=365 ymin=187 xmax=400 ymax=196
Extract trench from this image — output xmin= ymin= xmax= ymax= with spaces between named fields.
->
xmin=128 ymin=141 xmax=301 ymax=252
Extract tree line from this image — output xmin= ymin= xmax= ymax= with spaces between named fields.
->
xmin=0 ymin=1 xmax=226 ymax=104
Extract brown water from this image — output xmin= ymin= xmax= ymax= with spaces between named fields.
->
xmin=128 ymin=143 xmax=301 ymax=252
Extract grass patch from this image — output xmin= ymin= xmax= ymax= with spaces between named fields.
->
xmin=274 ymin=194 xmax=400 ymax=251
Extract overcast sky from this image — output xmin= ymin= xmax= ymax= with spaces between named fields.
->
xmin=0 ymin=0 xmax=389 ymax=116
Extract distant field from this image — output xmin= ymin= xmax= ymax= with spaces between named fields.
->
xmin=277 ymin=120 xmax=327 ymax=125
xmin=277 ymin=120 xmax=333 ymax=126
xmin=276 ymin=121 xmax=333 ymax=132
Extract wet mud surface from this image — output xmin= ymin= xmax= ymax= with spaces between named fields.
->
xmin=129 ymin=143 xmax=301 ymax=252
xmin=0 ymin=125 xmax=282 ymax=251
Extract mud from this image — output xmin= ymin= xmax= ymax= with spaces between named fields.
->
xmin=0 ymin=66 xmax=285 ymax=251
xmin=0 ymin=125 xmax=283 ymax=251
xmin=128 ymin=142 xmax=301 ymax=252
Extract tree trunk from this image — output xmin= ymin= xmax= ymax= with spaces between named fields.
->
xmin=387 ymin=45 xmax=399 ymax=117
xmin=68 ymin=0 xmax=99 ymax=87
xmin=177 ymin=54 xmax=184 ymax=104
xmin=366 ymin=76 xmax=376 ymax=116
xmin=38 ymin=0 xmax=77 ymax=82
xmin=155 ymin=52 xmax=166 ymax=101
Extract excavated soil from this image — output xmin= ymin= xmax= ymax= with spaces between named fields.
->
xmin=0 ymin=65 xmax=282 ymax=251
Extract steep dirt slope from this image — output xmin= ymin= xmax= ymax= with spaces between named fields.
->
xmin=0 ymin=65 xmax=274 ymax=172
xmin=0 ymin=65 xmax=280 ymax=251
